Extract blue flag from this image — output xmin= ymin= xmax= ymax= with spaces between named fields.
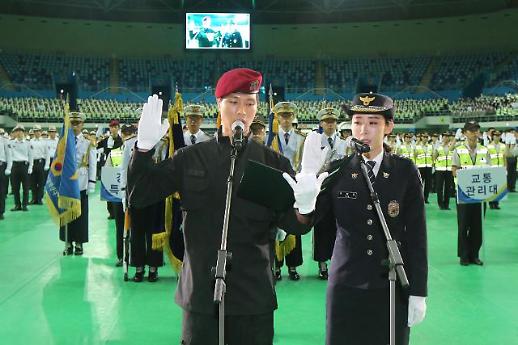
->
xmin=45 ymin=109 xmax=81 ymax=226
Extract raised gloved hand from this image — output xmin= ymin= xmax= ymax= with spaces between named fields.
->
xmin=28 ymin=167 xmax=33 ymax=175
xmin=88 ymin=181 xmax=96 ymax=194
xmin=408 ymin=295 xmax=427 ymax=327
xmin=137 ymin=94 xmax=170 ymax=150
xmin=122 ymin=194 xmax=127 ymax=213
xmin=5 ymin=169 xmax=10 ymax=176
xmin=301 ymin=131 xmax=329 ymax=174
xmin=283 ymin=172 xmax=328 ymax=215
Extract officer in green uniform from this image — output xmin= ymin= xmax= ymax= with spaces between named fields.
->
xmin=452 ymin=121 xmax=491 ymax=266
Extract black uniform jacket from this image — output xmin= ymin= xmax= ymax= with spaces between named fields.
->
xmin=128 ymin=135 xmax=311 ymax=315
xmin=315 ymin=152 xmax=428 ymax=297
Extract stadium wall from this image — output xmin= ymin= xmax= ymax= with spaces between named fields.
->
xmin=0 ymin=9 xmax=517 ymax=58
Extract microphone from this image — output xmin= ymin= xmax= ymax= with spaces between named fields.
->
xmin=350 ymin=137 xmax=371 ymax=153
xmin=231 ymin=120 xmax=245 ymax=150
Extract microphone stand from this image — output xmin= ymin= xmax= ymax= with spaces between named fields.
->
xmin=356 ymin=147 xmax=409 ymax=345
xmin=213 ymin=143 xmax=239 ymax=345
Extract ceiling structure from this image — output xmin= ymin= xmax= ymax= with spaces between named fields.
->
xmin=0 ymin=0 xmax=515 ymax=24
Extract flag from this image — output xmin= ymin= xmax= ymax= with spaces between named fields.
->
xmin=265 ymin=85 xmax=295 ymax=261
xmin=151 ymin=91 xmax=186 ymax=273
xmin=44 ymin=102 xmax=81 ymax=226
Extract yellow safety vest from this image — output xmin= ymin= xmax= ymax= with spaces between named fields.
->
xmin=110 ymin=147 xmax=124 ymax=167
xmin=456 ymin=144 xmax=489 ymax=168
xmin=487 ymin=143 xmax=505 ymax=167
xmin=415 ymin=143 xmax=433 ymax=168
xmin=398 ymin=144 xmax=416 ymax=163
xmin=435 ymin=145 xmax=454 ymax=171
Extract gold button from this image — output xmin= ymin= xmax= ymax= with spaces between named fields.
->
xmin=367 ymin=250 xmax=373 ymax=255
xmin=367 ymin=235 xmax=373 ymax=240
xmin=367 ymin=204 xmax=373 ymax=210
xmin=367 ymin=219 xmax=373 ymax=225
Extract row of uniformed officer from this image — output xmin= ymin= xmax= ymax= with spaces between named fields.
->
xmin=29 ymin=124 xmax=51 ymax=205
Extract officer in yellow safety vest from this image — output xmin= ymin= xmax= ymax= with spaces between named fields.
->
xmin=106 ymin=124 xmax=135 ymax=267
xmin=415 ymin=133 xmax=434 ymax=203
xmin=487 ymin=130 xmax=507 ymax=210
xmin=396 ymin=133 xmax=416 ymax=164
xmin=433 ymin=132 xmax=455 ymax=210
xmin=452 ymin=121 xmax=491 ymax=266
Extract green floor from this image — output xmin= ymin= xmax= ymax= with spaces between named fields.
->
xmin=1 ymin=187 xmax=518 ymax=345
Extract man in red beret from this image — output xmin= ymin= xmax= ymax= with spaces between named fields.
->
xmin=127 ymin=68 xmax=325 ymax=345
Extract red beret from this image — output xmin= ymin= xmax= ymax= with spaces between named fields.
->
xmin=215 ymin=68 xmax=262 ymax=98
xmin=109 ymin=119 xmax=120 ymax=127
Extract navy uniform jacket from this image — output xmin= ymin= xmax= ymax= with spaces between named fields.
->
xmin=128 ymin=135 xmax=311 ymax=315
xmin=315 ymin=152 xmax=428 ymax=297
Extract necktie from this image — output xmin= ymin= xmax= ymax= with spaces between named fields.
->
xmin=366 ymin=160 xmax=376 ymax=186
xmin=284 ymin=132 xmax=290 ymax=145
xmin=190 ymin=134 xmax=196 ymax=145
xmin=328 ymin=137 xmax=334 ymax=149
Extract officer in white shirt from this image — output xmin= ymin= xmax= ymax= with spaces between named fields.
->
xmin=9 ymin=125 xmax=33 ymax=211
xmin=29 ymin=124 xmax=50 ymax=205
xmin=47 ymin=126 xmax=59 ymax=164
xmin=0 ymin=128 xmax=12 ymax=220
xmin=183 ymin=104 xmax=211 ymax=146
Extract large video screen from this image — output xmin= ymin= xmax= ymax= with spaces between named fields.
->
xmin=185 ymin=13 xmax=250 ymax=50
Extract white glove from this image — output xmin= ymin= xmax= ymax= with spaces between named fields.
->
xmin=275 ymin=229 xmax=287 ymax=241
xmin=408 ymin=295 xmax=427 ymax=327
xmin=301 ymin=131 xmax=329 ymax=174
xmin=122 ymin=195 xmax=127 ymax=213
xmin=5 ymin=169 xmax=10 ymax=176
xmin=28 ymin=167 xmax=33 ymax=175
xmin=44 ymin=167 xmax=49 ymax=171
xmin=137 ymin=94 xmax=169 ymax=150
xmin=88 ymin=182 xmax=96 ymax=193
xmin=283 ymin=172 xmax=328 ymax=215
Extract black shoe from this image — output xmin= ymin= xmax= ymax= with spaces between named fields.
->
xmin=148 ymin=270 xmax=158 ymax=282
xmin=11 ymin=206 xmax=21 ymax=212
xmin=471 ymin=258 xmax=484 ymax=266
xmin=425 ymin=200 xmax=429 ymax=204
xmin=318 ymin=269 xmax=328 ymax=280
xmin=36 ymin=201 xmax=43 ymax=205
xmin=133 ymin=271 xmax=144 ymax=283
xmin=30 ymin=200 xmax=37 ymax=205
xmin=63 ymin=247 xmax=73 ymax=256
xmin=494 ymin=205 xmax=501 ymax=210
xmin=115 ymin=259 xmax=123 ymax=267
xmin=274 ymin=269 xmax=282 ymax=281
xmin=0 ymin=214 xmax=4 ymax=220
xmin=21 ymin=206 xmax=28 ymax=211
xmin=460 ymin=258 xmax=470 ymax=266
xmin=74 ymin=246 xmax=83 ymax=256
xmin=288 ymin=269 xmax=300 ymax=281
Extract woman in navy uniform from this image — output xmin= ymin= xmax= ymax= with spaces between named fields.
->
xmin=313 ymin=93 xmax=428 ymax=345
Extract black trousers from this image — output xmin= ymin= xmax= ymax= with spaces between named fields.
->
xmin=326 ymin=286 xmax=409 ymax=345
xmin=313 ymin=216 xmax=337 ymax=262
xmin=435 ymin=170 xmax=454 ymax=209
xmin=107 ymin=201 xmax=115 ymax=218
xmin=113 ymin=202 xmax=124 ymax=260
xmin=129 ymin=203 xmax=164 ymax=268
xmin=0 ymin=162 xmax=6 ymax=215
xmin=418 ymin=167 xmax=432 ymax=202
xmin=11 ymin=161 xmax=29 ymax=208
xmin=456 ymin=202 xmax=484 ymax=260
xmin=30 ymin=159 xmax=46 ymax=203
xmin=181 ymin=310 xmax=274 ymax=345
xmin=59 ymin=190 xmax=89 ymax=243
xmin=275 ymin=234 xmax=303 ymax=268
xmin=506 ymin=157 xmax=517 ymax=191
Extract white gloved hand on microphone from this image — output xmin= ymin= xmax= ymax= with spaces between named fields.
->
xmin=137 ymin=94 xmax=170 ymax=151
xmin=408 ymin=295 xmax=427 ymax=327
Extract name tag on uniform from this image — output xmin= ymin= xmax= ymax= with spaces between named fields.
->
xmin=337 ymin=191 xmax=358 ymax=199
